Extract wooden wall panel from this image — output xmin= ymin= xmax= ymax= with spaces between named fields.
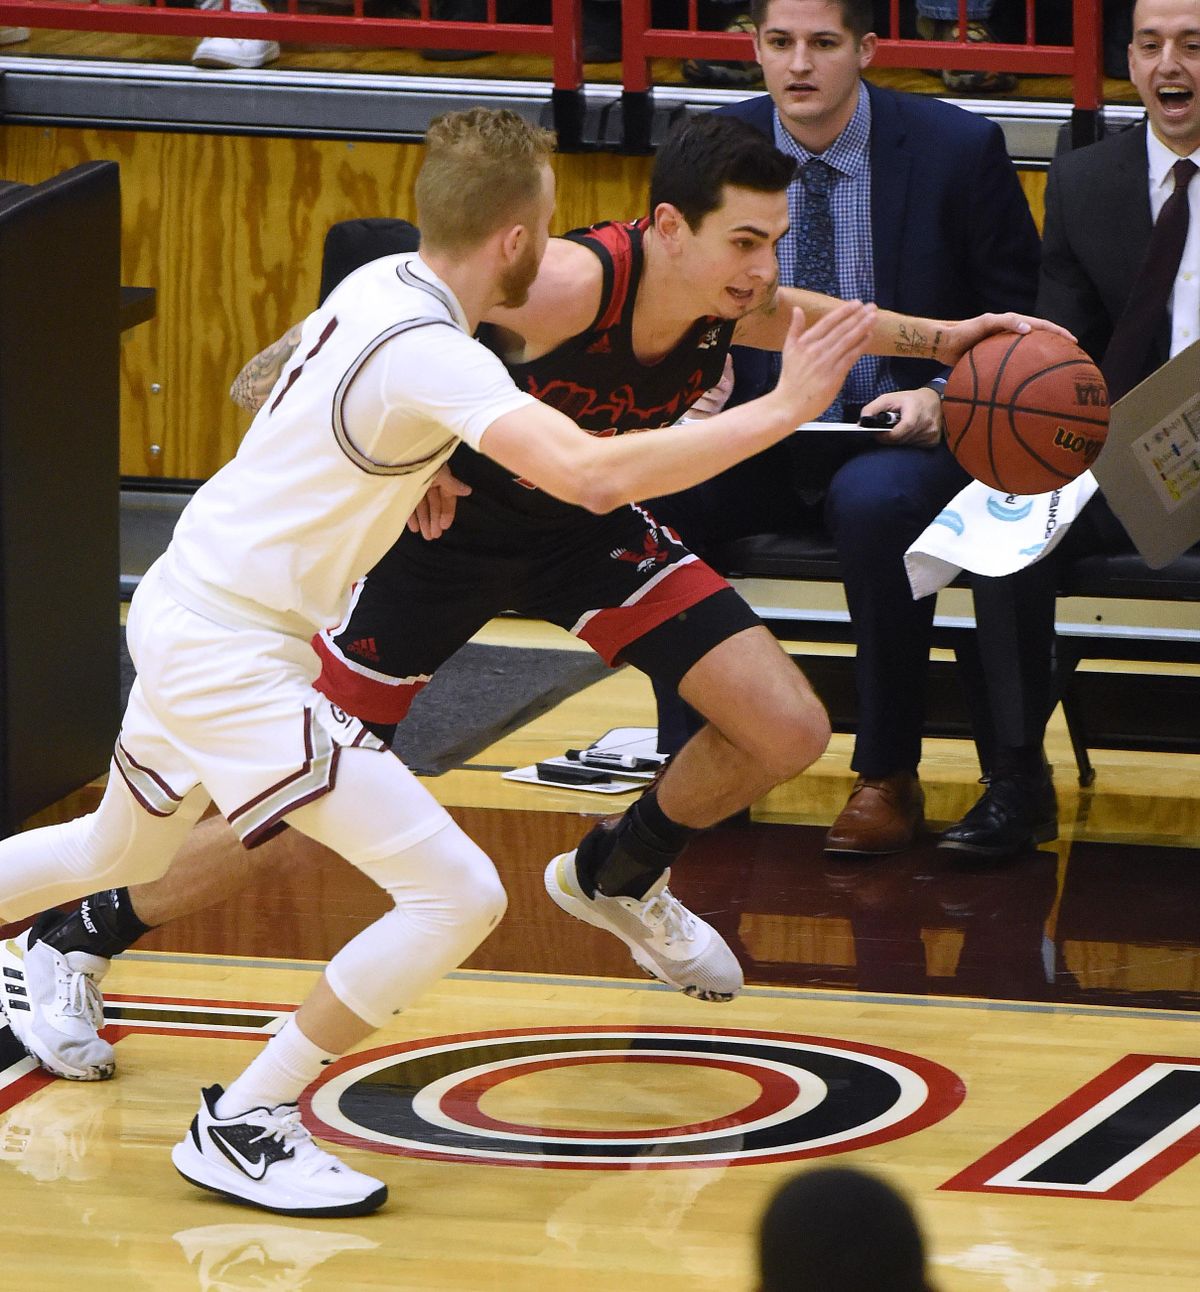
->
xmin=0 ymin=124 xmax=1037 ymax=478
xmin=1020 ymin=167 xmax=1047 ymax=232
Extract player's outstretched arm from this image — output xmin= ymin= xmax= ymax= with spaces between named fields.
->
xmin=480 ymin=302 xmax=874 ymax=514
xmin=734 ymin=288 xmax=1075 ymax=365
xmin=933 ymin=311 xmax=1076 ymax=364
xmin=229 ymin=322 xmax=304 ymax=411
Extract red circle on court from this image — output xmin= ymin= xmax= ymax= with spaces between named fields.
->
xmin=439 ymin=1052 xmax=805 ymax=1139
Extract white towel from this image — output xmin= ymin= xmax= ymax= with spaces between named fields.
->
xmin=904 ymin=472 xmax=1099 ymax=599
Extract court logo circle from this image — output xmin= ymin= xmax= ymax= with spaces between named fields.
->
xmin=302 ymin=1026 xmax=965 ymax=1169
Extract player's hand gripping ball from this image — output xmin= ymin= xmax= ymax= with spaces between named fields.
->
xmin=942 ymin=331 xmax=1109 ymax=494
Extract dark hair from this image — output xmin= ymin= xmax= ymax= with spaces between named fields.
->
xmin=749 ymin=0 xmax=876 ymax=39
xmin=758 ymin=1167 xmax=933 ymax=1292
xmin=649 ymin=114 xmax=795 ymax=231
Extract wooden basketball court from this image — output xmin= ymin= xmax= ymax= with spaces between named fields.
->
xmin=0 ymin=20 xmax=1194 ymax=1283
xmin=3 ymin=618 xmax=1200 ymax=1290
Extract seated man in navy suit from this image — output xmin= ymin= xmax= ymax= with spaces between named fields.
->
xmin=944 ymin=0 xmax=1200 ymax=855
xmin=650 ymin=0 xmax=1041 ymax=856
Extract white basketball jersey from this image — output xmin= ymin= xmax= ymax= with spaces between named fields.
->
xmin=165 ymin=254 xmax=535 ymax=632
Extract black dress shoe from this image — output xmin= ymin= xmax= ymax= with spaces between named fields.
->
xmin=939 ymin=773 xmax=1058 ymax=857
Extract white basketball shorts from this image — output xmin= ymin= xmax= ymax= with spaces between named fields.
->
xmin=117 ymin=561 xmax=386 ymax=845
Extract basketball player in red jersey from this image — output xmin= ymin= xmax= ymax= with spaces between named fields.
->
xmin=4 ymin=114 xmax=1068 ymax=1086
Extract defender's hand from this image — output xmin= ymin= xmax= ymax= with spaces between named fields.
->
xmin=406 ymin=465 xmax=472 ymax=540
xmin=774 ymin=302 xmax=875 ymax=425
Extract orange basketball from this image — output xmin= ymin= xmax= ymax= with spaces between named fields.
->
xmin=942 ymin=331 xmax=1110 ymax=494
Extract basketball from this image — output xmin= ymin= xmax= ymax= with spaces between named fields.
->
xmin=942 ymin=331 xmax=1110 ymax=495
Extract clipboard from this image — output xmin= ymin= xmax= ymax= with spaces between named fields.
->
xmin=1092 ymin=339 xmax=1200 ymax=568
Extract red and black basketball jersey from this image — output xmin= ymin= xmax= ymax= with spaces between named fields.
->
xmin=454 ymin=219 xmax=736 ymax=520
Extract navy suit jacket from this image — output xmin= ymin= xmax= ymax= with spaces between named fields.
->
xmin=717 ymin=82 xmax=1041 ymax=401
xmin=1037 ymin=121 xmax=1161 ymax=375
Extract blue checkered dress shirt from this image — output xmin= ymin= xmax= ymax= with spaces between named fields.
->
xmin=772 ymin=82 xmax=897 ymax=412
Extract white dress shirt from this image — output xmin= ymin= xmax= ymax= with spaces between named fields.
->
xmin=1146 ymin=127 xmax=1200 ymax=357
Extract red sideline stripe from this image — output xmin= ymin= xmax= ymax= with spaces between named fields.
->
xmin=312 ymin=633 xmax=422 ymax=723
xmin=579 ymin=560 xmax=730 ymax=664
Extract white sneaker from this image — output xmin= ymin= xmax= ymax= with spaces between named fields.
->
xmin=172 ymin=1085 xmax=388 ymax=1217
xmin=0 ymin=930 xmax=115 ymax=1081
xmin=0 ymin=27 xmax=30 ymax=45
xmin=192 ymin=0 xmax=280 ymax=69
xmin=544 ymin=851 xmax=743 ymax=1002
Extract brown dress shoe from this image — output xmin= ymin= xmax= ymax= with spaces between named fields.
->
xmin=824 ymin=774 xmax=925 ymax=855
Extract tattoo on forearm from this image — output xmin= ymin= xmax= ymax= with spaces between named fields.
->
xmin=894 ymin=323 xmax=943 ymax=359
xmin=229 ymin=323 xmax=303 ymax=411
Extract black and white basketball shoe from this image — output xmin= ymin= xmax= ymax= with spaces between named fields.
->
xmin=172 ymin=1085 xmax=388 ymax=1217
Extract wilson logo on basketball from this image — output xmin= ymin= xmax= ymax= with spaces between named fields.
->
xmin=1053 ymin=427 xmax=1105 ymax=466
xmin=1074 ymin=379 xmax=1108 ymax=407
xmin=943 ymin=331 xmax=1111 ymax=494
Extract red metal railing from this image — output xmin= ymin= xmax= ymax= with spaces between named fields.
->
xmin=0 ymin=0 xmax=1108 ymax=147
xmin=619 ymin=0 xmax=1104 ymax=111
xmin=0 ymin=0 xmax=586 ymax=88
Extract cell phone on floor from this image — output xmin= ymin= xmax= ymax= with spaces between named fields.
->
xmin=535 ymin=761 xmax=612 ymax=786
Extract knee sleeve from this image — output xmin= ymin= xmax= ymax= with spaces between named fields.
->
xmin=0 ymin=767 xmax=208 ymax=922
xmin=286 ymin=750 xmax=507 ymax=1028
xmin=322 ymin=820 xmax=507 ymax=1028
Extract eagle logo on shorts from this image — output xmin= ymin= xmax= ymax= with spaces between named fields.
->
xmin=698 ymin=327 xmax=723 ymax=350
xmin=610 ymin=531 xmax=672 ymax=575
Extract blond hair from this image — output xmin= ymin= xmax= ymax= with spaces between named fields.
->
xmin=416 ymin=108 xmax=556 ymax=254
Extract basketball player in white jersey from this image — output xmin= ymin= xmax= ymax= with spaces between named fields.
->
xmin=2 ymin=109 xmax=1075 ymax=1106
xmin=0 ymin=108 xmax=880 ymax=1217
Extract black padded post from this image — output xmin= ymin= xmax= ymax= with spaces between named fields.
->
xmin=0 ymin=162 xmax=122 ymax=834
xmin=318 ymin=218 xmax=420 ymax=305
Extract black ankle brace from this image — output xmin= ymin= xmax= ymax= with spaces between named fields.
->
xmin=576 ymin=792 xmax=695 ymax=900
xmin=37 ymin=888 xmax=153 ymax=960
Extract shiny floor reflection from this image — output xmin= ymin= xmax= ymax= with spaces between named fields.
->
xmin=127 ymin=807 xmax=1200 ymax=1014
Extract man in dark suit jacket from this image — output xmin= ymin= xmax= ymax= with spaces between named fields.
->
xmin=943 ymin=0 xmax=1200 ymax=855
xmin=650 ymin=0 xmax=1040 ymax=856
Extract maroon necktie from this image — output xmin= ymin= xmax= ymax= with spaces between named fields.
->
xmin=1102 ymin=156 xmax=1198 ymax=401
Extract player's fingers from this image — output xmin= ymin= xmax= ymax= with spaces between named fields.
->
xmin=436 ymin=492 xmax=458 ymax=533
xmin=782 ymin=304 xmax=808 ymax=349
xmin=412 ymin=497 xmax=440 ymax=541
xmin=993 ymin=312 xmax=1076 ymax=344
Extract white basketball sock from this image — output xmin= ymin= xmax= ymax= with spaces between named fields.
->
xmin=216 ymin=1016 xmax=338 ymax=1117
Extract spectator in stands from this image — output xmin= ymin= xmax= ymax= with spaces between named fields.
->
xmin=650 ymin=0 xmax=1040 ymax=858
xmin=192 ymin=0 xmax=279 ymax=69
xmin=943 ymin=0 xmax=1200 ymax=855
xmin=421 ymin=0 xmax=620 ymax=63
xmin=683 ymin=6 xmax=764 ymax=89
xmin=757 ymin=1165 xmax=937 ymax=1291
xmin=914 ymin=1 xmax=1016 ymax=94
xmin=683 ymin=1 xmax=1019 ymax=91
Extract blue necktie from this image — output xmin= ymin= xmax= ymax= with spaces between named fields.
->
xmin=795 ymin=159 xmax=844 ymax=424
xmin=786 ymin=158 xmax=851 ymax=502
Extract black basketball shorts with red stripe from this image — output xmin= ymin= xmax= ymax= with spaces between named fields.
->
xmin=312 ymin=490 xmax=762 ymax=732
